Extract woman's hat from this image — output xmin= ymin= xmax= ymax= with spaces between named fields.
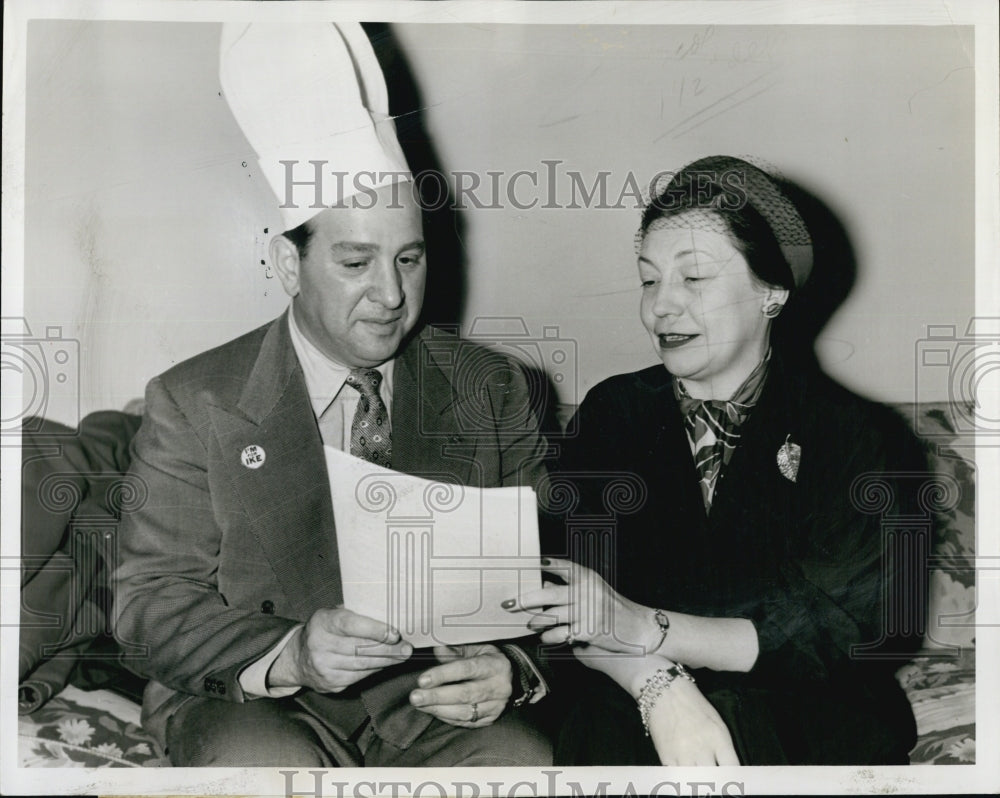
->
xmin=643 ymin=155 xmax=813 ymax=288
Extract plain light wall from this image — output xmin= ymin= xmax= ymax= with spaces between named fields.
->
xmin=22 ymin=21 xmax=974 ymax=426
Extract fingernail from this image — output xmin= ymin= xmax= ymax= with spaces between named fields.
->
xmin=541 ymin=557 xmax=551 ymax=566
xmin=410 ymin=691 xmax=425 ymax=706
xmin=401 ymin=644 xmax=413 ymax=656
xmin=501 ymin=598 xmax=516 ymax=610
xmin=418 ymin=674 xmax=431 ymax=688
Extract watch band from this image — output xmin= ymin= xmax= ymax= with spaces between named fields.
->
xmin=498 ymin=643 xmax=544 ymax=707
xmin=650 ymin=608 xmax=670 ymax=654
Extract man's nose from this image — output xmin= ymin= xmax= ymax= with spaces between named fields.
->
xmin=368 ymin=260 xmax=404 ymax=309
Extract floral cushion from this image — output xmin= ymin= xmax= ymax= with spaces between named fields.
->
xmin=898 ymin=649 xmax=976 ymax=764
xmin=889 ymin=402 xmax=976 ymax=764
xmin=18 ymin=685 xmax=167 ymax=767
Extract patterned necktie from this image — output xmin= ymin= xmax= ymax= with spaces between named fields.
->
xmin=675 ymin=352 xmax=771 ymax=512
xmin=345 ymin=368 xmax=391 ymax=467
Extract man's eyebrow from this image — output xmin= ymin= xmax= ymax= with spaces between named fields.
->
xmin=329 ymin=241 xmax=379 ymax=256
xmin=398 ymin=240 xmax=425 ymax=254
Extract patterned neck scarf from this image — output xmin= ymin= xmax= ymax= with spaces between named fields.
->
xmin=674 ymin=350 xmax=771 ymax=513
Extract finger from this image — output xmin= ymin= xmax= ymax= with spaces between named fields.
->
xmin=540 ymin=557 xmax=577 ymax=582
xmin=539 ymin=624 xmax=578 ymax=645
xmin=432 ymin=645 xmax=465 ymax=663
xmin=417 ymin=653 xmax=503 ymax=689
xmin=526 ymin=607 xmax=567 ymax=631
xmin=319 ymin=608 xmax=401 ymax=643
xmin=312 ymin=649 xmax=411 ymax=672
xmin=324 ymin=635 xmax=413 ymax=659
xmin=411 ymin=700 xmax=505 ymax=726
xmin=502 ymin=584 xmax=569 ymax=612
xmin=715 ymin=740 xmax=741 ymax=766
xmin=410 ymin=677 xmax=510 ymax=708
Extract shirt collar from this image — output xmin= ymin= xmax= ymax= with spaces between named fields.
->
xmin=287 ymin=305 xmax=394 ymax=418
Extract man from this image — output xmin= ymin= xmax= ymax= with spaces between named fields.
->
xmin=113 ymin=23 xmax=550 ymax=767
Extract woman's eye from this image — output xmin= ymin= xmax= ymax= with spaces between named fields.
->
xmin=343 ymin=261 xmax=368 ymax=269
xmin=640 ymin=278 xmax=657 ymax=288
xmin=684 ymin=276 xmax=703 ymax=284
xmin=398 ymin=254 xmax=422 ymax=267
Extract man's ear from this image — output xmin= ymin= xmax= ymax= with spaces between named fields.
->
xmin=269 ymin=235 xmax=302 ymax=298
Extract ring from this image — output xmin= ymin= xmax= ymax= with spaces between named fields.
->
xmin=470 ymin=703 xmax=479 ymax=723
xmin=565 ymin=629 xmax=576 ymax=645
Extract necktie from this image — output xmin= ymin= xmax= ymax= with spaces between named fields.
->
xmin=345 ymin=368 xmax=391 ymax=467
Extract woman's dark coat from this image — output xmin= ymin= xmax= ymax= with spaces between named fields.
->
xmin=545 ymin=353 xmax=929 ymax=765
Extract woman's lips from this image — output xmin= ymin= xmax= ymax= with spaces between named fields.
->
xmin=657 ymin=332 xmax=698 ymax=349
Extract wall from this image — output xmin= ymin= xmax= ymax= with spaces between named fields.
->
xmin=20 ymin=20 xmax=974 ymax=426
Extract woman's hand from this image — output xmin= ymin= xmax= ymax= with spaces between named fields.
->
xmin=645 ymin=678 xmax=740 ymax=766
xmin=572 ymin=645 xmax=740 ymax=766
xmin=505 ymin=558 xmax=661 ymax=654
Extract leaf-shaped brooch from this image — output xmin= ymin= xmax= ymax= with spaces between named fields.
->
xmin=777 ymin=434 xmax=801 ymax=482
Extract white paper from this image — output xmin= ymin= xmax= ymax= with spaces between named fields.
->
xmin=324 ymin=446 xmax=541 ymax=648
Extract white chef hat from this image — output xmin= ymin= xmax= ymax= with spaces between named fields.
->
xmin=220 ymin=22 xmax=412 ymax=230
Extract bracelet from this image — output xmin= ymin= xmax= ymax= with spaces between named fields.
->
xmin=636 ymin=664 xmax=695 ymax=736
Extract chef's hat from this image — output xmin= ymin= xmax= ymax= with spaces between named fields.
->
xmin=220 ymin=22 xmax=412 ymax=230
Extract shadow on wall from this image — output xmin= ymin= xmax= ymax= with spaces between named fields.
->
xmin=366 ymin=23 xmax=467 ymax=329
xmin=772 ymin=178 xmax=858 ymax=376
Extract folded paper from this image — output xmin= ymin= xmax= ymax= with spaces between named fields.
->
xmin=324 ymin=446 xmax=541 ymax=648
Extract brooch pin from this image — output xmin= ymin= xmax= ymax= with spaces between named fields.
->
xmin=776 ymin=434 xmax=800 ymax=482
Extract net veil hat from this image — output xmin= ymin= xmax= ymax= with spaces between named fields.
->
xmin=640 ymin=155 xmax=813 ymax=288
xmin=220 ymin=23 xmax=412 ymax=230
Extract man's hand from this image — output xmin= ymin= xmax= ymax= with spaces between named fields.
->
xmin=408 ymin=644 xmax=513 ymax=728
xmin=267 ymin=608 xmax=412 ymax=693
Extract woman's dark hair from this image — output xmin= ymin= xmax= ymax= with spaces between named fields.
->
xmin=282 ymin=220 xmax=314 ymax=259
xmin=640 ymin=164 xmax=796 ymax=293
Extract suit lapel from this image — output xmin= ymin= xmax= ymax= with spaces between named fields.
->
xmin=392 ymin=328 xmax=475 ymax=486
xmin=208 ymin=313 xmax=344 ymax=618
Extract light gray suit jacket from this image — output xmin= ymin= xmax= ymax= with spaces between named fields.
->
xmin=114 ymin=313 xmax=549 ymax=750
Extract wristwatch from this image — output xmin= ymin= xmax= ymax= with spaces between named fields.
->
xmin=499 ymin=643 xmax=546 ymax=707
xmin=650 ymin=608 xmax=670 ymax=653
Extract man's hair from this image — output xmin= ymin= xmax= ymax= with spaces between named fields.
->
xmin=282 ymin=220 xmax=314 ymax=259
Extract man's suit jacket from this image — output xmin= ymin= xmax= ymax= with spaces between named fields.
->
xmin=114 ymin=313 xmax=549 ymax=750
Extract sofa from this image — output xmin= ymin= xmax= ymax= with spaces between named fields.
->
xmin=16 ymin=400 xmax=976 ymax=767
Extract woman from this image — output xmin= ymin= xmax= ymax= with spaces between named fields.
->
xmin=512 ymin=156 xmax=928 ymax=765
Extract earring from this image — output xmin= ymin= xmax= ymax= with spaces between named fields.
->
xmin=762 ymin=303 xmax=783 ymax=318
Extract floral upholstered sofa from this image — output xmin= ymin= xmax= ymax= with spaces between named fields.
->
xmin=16 ymin=401 xmax=976 ymax=767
